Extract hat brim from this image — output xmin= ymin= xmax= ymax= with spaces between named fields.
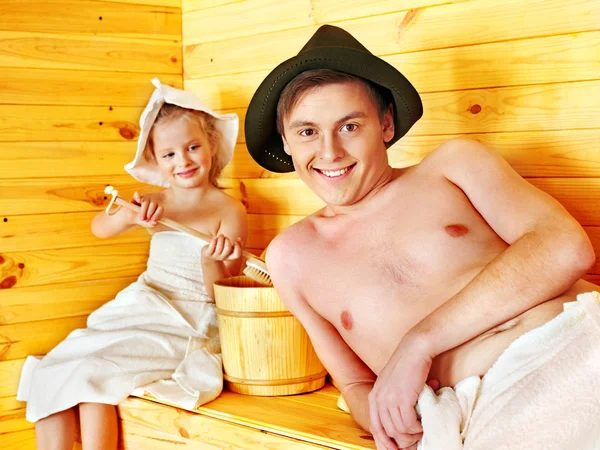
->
xmin=245 ymin=47 xmax=423 ymax=173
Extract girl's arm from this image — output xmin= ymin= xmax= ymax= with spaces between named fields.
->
xmin=201 ymin=200 xmax=248 ymax=299
xmin=91 ymin=192 xmax=163 ymax=239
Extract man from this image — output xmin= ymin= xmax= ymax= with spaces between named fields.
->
xmin=245 ymin=25 xmax=600 ymax=450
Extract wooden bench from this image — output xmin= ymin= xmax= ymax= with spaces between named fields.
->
xmin=118 ymin=384 xmax=374 ymax=449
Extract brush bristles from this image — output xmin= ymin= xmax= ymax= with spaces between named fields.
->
xmin=243 ymin=264 xmax=273 ymax=287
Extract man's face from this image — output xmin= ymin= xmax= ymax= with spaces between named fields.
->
xmin=282 ymin=82 xmax=395 ymax=207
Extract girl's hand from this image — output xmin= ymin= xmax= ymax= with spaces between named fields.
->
xmin=131 ymin=191 xmax=164 ymax=228
xmin=202 ymin=235 xmax=243 ymax=262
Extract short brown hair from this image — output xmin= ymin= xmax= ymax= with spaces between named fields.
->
xmin=144 ymin=104 xmax=226 ymax=187
xmin=276 ymin=69 xmax=394 ymax=136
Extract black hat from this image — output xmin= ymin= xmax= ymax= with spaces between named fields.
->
xmin=245 ymin=24 xmax=423 ymax=173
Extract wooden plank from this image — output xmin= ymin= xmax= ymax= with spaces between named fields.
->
xmin=183 ymin=0 xmax=599 ymax=69
xmin=1 ymin=211 xmax=150 ymax=253
xmin=0 ymin=316 xmax=89 ymax=362
xmin=1 ymin=210 xmax=286 ymax=253
xmin=0 ymin=242 xmax=149 ymax=290
xmin=120 ymin=399 xmax=334 ymax=449
xmin=0 ymin=68 xmax=181 ymax=107
xmin=1 ymin=277 xmax=138 ymax=326
xmin=386 ymin=130 xmax=600 ymax=178
xmin=182 ymin=0 xmax=315 ymax=45
xmin=528 ymin=179 xmax=600 ymax=227
xmin=0 ymin=408 xmax=31 ymax=435
xmin=105 ymin=0 xmax=180 ymax=6
xmin=0 ymin=359 xmax=25 ymax=398
xmin=0 ymin=105 xmax=142 ymax=143
xmin=225 ymin=129 xmax=600 ymax=179
xmin=187 ymin=27 xmax=600 ymax=85
xmin=176 ymin=385 xmax=375 ymax=449
xmin=0 ymin=141 xmax=138 ymax=179
xmin=246 ymin=214 xmax=302 ymax=250
xmin=0 ymin=0 xmax=181 ymax=40
xmin=0 ymin=174 xmax=154 ymax=216
xmin=231 ymin=177 xmax=600 ymax=227
xmin=0 ymin=31 xmax=181 ymax=74
xmin=209 ymin=80 xmax=600 ymax=137
xmin=585 ymin=227 xmax=600 ymax=275
xmin=383 ymin=31 xmax=600 ymax=93
xmin=1 ymin=428 xmax=36 ymax=450
xmin=0 ymin=395 xmax=24 ymax=414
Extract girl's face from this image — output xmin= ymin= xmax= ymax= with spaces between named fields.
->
xmin=151 ymin=117 xmax=214 ymax=189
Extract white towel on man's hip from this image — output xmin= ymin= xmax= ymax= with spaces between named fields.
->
xmin=417 ymin=291 xmax=600 ymax=450
xmin=17 ymin=231 xmax=223 ymax=423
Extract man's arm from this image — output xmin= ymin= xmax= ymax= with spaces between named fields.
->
xmin=266 ymin=235 xmax=376 ymax=431
xmin=414 ymin=137 xmax=595 ymax=356
xmin=368 ymin=138 xmax=596 ymax=449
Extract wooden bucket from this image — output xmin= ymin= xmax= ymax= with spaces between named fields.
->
xmin=213 ymin=276 xmax=327 ymax=396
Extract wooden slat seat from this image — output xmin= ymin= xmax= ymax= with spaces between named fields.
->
xmin=118 ymin=384 xmax=375 ymax=449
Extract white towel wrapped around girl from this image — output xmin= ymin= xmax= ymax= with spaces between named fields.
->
xmin=17 ymin=79 xmax=247 ymax=448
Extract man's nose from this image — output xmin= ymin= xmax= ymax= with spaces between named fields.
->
xmin=319 ymin=135 xmax=344 ymax=162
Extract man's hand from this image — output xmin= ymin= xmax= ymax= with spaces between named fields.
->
xmin=368 ymin=335 xmax=435 ymax=450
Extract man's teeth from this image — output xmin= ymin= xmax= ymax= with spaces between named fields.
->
xmin=322 ymin=167 xmax=350 ymax=177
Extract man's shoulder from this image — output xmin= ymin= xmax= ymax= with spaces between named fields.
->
xmin=421 ymin=138 xmax=491 ymax=168
xmin=266 ymin=215 xmax=318 ymax=274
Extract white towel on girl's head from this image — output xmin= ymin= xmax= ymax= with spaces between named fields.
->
xmin=417 ymin=291 xmax=600 ymax=450
xmin=17 ymin=231 xmax=223 ymax=422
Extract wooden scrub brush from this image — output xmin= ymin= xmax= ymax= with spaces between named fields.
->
xmin=104 ymin=185 xmax=272 ymax=286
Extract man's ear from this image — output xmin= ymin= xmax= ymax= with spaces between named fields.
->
xmin=382 ymin=104 xmax=395 ymax=144
xmin=282 ymin=136 xmax=291 ymax=155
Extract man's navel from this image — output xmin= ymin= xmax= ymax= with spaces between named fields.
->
xmin=340 ymin=310 xmax=353 ymax=331
xmin=445 ymin=224 xmax=469 ymax=237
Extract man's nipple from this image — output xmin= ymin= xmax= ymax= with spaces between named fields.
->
xmin=445 ymin=224 xmax=469 ymax=237
xmin=341 ymin=310 xmax=353 ymax=331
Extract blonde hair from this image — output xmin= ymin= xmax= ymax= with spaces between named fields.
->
xmin=144 ymin=104 xmax=227 ymax=187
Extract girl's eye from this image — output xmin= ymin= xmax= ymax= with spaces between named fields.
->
xmin=342 ymin=124 xmax=358 ymax=132
xmin=188 ymin=145 xmax=199 ymax=151
xmin=162 ymin=153 xmax=174 ymax=158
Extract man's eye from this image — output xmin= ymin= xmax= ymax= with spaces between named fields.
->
xmin=343 ymin=124 xmax=357 ymax=132
xmin=299 ymin=129 xmax=315 ymax=137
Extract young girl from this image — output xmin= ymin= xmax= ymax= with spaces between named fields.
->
xmin=17 ymin=79 xmax=247 ymax=450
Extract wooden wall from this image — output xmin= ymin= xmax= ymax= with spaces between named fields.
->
xmin=0 ymin=0 xmax=182 ymax=445
xmin=182 ymin=0 xmax=600 ymax=276
xmin=1 ymin=0 xmax=598 ymax=447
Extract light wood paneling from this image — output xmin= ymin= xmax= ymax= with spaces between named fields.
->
xmin=123 ymin=386 xmax=376 ymax=449
xmin=1 ymin=277 xmax=138 ymax=325
xmin=187 ymin=29 xmax=600 ymax=84
xmin=1 ymin=0 xmax=181 ymax=40
xmin=1 ymin=211 xmax=149 ymax=253
xmin=0 ymin=105 xmax=141 ymax=143
xmin=0 ymin=408 xmax=31 ymax=435
xmin=0 ymin=31 xmax=181 ymax=73
xmin=0 ymin=142 xmax=137 ymax=178
xmin=0 ymin=69 xmax=181 ymax=107
xmin=0 ymin=175 xmax=152 ymax=216
xmin=0 ymin=359 xmax=25 ymax=398
xmin=0 ymin=243 xmax=149 ymax=290
xmin=120 ymin=401 xmax=334 ymax=449
xmin=1 ymin=428 xmax=36 ymax=450
xmin=0 ymin=316 xmax=89 ymax=362
xmin=183 ymin=0 xmax=599 ymax=63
